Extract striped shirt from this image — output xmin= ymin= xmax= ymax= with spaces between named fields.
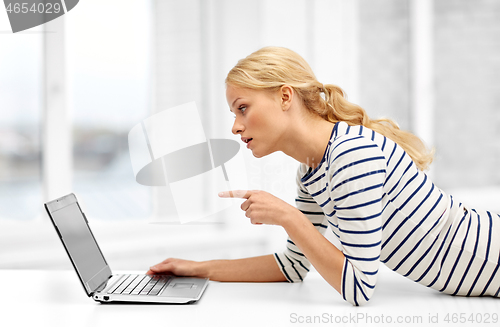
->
xmin=274 ymin=121 xmax=500 ymax=306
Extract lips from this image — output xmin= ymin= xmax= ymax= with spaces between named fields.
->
xmin=241 ymin=137 xmax=253 ymax=148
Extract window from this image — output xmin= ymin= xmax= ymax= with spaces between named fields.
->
xmin=67 ymin=0 xmax=152 ymax=220
xmin=0 ymin=10 xmax=42 ymax=220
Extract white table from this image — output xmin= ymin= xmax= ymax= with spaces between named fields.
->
xmin=2 ymin=267 xmax=499 ymax=327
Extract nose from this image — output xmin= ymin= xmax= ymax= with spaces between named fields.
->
xmin=232 ymin=118 xmax=244 ymax=135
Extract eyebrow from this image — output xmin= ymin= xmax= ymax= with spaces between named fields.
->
xmin=230 ymin=97 xmax=241 ymax=112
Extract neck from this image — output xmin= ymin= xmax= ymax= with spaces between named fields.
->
xmin=280 ymin=114 xmax=335 ymax=169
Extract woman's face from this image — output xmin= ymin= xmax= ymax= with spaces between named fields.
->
xmin=226 ymin=84 xmax=288 ymax=158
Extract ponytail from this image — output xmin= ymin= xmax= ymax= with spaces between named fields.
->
xmin=319 ymin=84 xmax=434 ymax=171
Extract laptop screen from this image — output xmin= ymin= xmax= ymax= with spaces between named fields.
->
xmin=45 ymin=194 xmax=111 ymax=295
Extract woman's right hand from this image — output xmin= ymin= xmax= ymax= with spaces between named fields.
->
xmin=146 ymin=258 xmax=206 ymax=277
xmin=146 ymin=255 xmax=286 ymax=282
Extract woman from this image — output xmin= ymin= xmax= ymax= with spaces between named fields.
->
xmin=148 ymin=46 xmax=500 ymax=306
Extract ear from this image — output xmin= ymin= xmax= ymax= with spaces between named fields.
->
xmin=280 ymin=85 xmax=293 ymax=111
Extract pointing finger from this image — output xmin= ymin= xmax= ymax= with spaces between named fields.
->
xmin=218 ymin=190 xmax=252 ymax=199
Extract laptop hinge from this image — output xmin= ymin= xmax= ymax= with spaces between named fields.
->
xmin=86 ymin=265 xmax=113 ymax=293
xmin=94 ymin=275 xmax=113 ymax=294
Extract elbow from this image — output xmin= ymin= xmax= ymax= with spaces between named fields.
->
xmin=343 ymin=292 xmax=372 ymax=306
xmin=341 ymin=263 xmax=377 ymax=306
xmin=285 ymin=270 xmax=308 ymax=283
xmin=274 ymin=253 xmax=310 ymax=283
xmin=346 ymin=296 xmax=371 ymax=306
xmin=342 ymin=281 xmax=375 ymax=306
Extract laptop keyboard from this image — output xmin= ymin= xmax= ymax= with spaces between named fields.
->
xmin=108 ymin=274 xmax=172 ymax=296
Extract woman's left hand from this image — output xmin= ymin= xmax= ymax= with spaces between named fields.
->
xmin=218 ymin=190 xmax=301 ymax=227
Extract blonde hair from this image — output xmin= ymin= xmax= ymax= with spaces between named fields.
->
xmin=226 ymin=46 xmax=434 ymax=171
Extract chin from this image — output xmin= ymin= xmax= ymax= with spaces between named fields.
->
xmin=251 ymin=150 xmax=264 ymax=158
xmin=251 ymin=148 xmax=274 ymax=159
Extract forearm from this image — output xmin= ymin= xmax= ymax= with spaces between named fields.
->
xmin=200 ymin=254 xmax=288 ymax=282
xmin=282 ymin=212 xmax=345 ymax=293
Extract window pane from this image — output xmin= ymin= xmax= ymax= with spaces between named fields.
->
xmin=67 ymin=0 xmax=152 ymax=220
xmin=0 ymin=12 xmax=42 ymax=220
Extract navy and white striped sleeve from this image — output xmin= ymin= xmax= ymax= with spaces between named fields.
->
xmin=274 ymin=164 xmax=329 ymax=282
xmin=329 ymin=135 xmax=386 ymax=306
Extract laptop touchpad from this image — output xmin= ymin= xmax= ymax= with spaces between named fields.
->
xmin=173 ymin=283 xmax=194 ymax=289
xmin=159 ymin=280 xmax=202 ymax=297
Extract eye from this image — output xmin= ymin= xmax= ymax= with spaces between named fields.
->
xmin=232 ymin=105 xmax=247 ymax=118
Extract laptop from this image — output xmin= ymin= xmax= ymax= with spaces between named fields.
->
xmin=44 ymin=193 xmax=209 ymax=304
